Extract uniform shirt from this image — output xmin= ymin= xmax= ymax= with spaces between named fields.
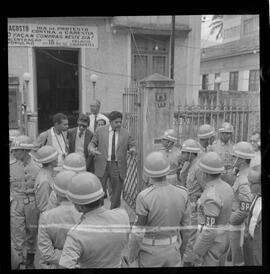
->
xmin=46 ymin=190 xmax=59 ymax=211
xmin=230 ymin=167 xmax=253 ymax=225
xmin=136 ymin=181 xmax=190 ymax=239
xmin=34 ymin=168 xmax=54 ymax=214
xmin=88 ymin=113 xmax=109 ymax=133
xmin=194 ymin=178 xmax=234 ymax=257
xmin=59 ymin=206 xmax=130 ymax=268
xmin=75 ymin=128 xmax=85 ymax=157
xmin=186 ymin=155 xmax=204 ymax=203
xmin=107 ymin=125 xmax=119 ymax=161
xmin=10 ymin=158 xmax=40 ymax=198
xmin=160 ymin=146 xmax=181 ymax=175
xmin=210 ymin=139 xmax=233 ymax=169
xmin=51 ymin=127 xmax=67 ymax=167
xmin=38 ymin=201 xmax=81 ymax=267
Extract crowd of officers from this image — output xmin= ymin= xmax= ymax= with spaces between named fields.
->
xmin=9 ymin=119 xmax=261 ymax=269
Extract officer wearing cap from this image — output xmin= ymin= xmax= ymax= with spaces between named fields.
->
xmin=159 ymin=129 xmax=182 ymax=186
xmin=59 ymin=172 xmax=130 ymax=268
xmin=38 ymin=170 xmax=81 ymax=268
xmin=9 ymin=129 xmax=22 ymax=161
xmin=243 ymin=166 xmax=261 ymax=265
xmin=181 ymin=139 xmax=204 ymax=266
xmin=229 ymin=141 xmax=254 ymax=266
xmin=210 ymin=122 xmax=235 ymax=186
xmin=192 ymin=152 xmax=234 ymax=266
xmin=33 ymin=146 xmax=58 ymax=214
xmin=46 ymin=152 xmax=87 ymax=211
xmin=128 ymin=151 xmax=190 ymax=267
xmin=10 ymin=135 xmax=41 ymax=269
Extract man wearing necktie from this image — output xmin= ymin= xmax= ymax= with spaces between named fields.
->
xmin=88 ymin=100 xmax=109 ymax=133
xmin=67 ymin=114 xmax=94 ymax=172
xmin=88 ymin=111 xmax=136 ymax=209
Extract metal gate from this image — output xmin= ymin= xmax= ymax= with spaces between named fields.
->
xmin=122 ymin=86 xmax=143 ymax=210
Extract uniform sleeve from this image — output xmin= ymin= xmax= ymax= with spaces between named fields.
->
xmin=187 ymin=165 xmax=203 ymax=203
xmin=193 ymin=195 xmax=222 ymax=257
xmin=46 ymin=191 xmax=59 ymax=211
xmin=59 ymin=232 xmax=81 ymax=269
xmin=230 ymin=180 xmax=252 ymax=225
xmin=35 ymin=181 xmax=51 ymax=213
xmin=135 ymin=193 xmax=148 ymax=216
xmin=38 ymin=213 xmax=62 ymax=265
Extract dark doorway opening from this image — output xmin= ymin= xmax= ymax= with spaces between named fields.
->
xmin=35 ymin=48 xmax=79 ymax=133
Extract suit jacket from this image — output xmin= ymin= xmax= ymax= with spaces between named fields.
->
xmin=34 ymin=128 xmax=69 ymax=153
xmin=67 ymin=127 xmax=93 ymax=172
xmin=88 ymin=125 xmax=135 ymax=180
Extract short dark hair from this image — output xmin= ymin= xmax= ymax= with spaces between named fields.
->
xmin=108 ymin=111 xmax=122 ymax=121
xmin=78 ymin=113 xmax=90 ymax=126
xmin=84 ymin=197 xmax=104 ymax=210
xmin=53 ymin=113 xmax=68 ymax=125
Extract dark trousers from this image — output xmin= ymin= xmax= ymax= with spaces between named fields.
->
xmin=99 ymin=161 xmax=123 ymax=209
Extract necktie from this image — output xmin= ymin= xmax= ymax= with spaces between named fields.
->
xmin=111 ymin=130 xmax=116 ymax=161
xmin=94 ymin=115 xmax=97 ymax=131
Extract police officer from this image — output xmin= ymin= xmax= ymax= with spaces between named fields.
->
xmin=46 ymin=152 xmax=86 ymax=211
xmin=229 ymin=141 xmax=255 ymax=266
xmin=10 ymin=135 xmax=40 ymax=269
xmin=128 ymin=151 xmax=190 ymax=267
xmin=160 ymin=129 xmax=182 ymax=186
xmin=38 ymin=170 xmax=81 ymax=268
xmin=244 ymin=166 xmax=261 ymax=265
xmin=59 ymin=172 xmax=130 ymax=268
xmin=210 ymin=122 xmax=235 ymax=186
xmin=197 ymin=124 xmax=216 ymax=152
xmin=34 ymin=146 xmax=58 ymax=214
xmin=9 ymin=129 xmax=22 ymax=162
xmin=192 ymin=152 xmax=234 ymax=266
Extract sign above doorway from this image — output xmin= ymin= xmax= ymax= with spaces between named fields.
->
xmin=8 ymin=24 xmax=98 ymax=48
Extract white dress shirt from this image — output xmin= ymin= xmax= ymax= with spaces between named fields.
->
xmin=75 ymin=128 xmax=85 ymax=157
xmin=51 ymin=127 xmax=67 ymax=167
xmin=107 ymin=126 xmax=119 ymax=161
xmin=88 ymin=113 xmax=109 ymax=133
xmin=249 ymin=196 xmax=261 ymax=238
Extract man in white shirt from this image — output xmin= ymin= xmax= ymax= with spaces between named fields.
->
xmin=34 ymin=113 xmax=69 ymax=168
xmin=88 ymin=111 xmax=136 ymax=209
xmin=88 ymin=100 xmax=109 ymax=133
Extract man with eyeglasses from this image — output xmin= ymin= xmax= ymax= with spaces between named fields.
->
xmin=67 ymin=114 xmax=94 ymax=172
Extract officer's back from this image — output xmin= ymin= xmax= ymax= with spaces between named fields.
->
xmin=138 ymin=182 xmax=188 ymax=239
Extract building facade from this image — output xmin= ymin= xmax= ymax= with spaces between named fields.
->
xmin=8 ymin=16 xmax=201 ymax=138
xmin=200 ymin=15 xmax=260 ymax=94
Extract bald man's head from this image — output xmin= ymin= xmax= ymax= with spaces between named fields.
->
xmin=90 ymin=100 xmax=101 ymax=114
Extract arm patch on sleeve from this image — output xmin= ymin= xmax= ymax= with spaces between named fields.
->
xmin=239 ymin=201 xmax=251 ymax=212
xmin=205 ymin=215 xmax=217 ymax=227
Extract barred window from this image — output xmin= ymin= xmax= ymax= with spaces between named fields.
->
xmin=202 ymin=74 xmax=209 ymax=90
xmin=249 ymin=69 xmax=260 ymax=92
xmin=229 ymin=71 xmax=238 ymax=90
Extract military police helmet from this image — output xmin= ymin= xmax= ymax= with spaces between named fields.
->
xmin=67 ymin=172 xmax=104 ymax=205
xmin=11 ymin=135 xmax=34 ymax=150
xmin=162 ymin=129 xmax=178 ymax=143
xmin=231 ymin=142 xmax=255 ymax=159
xmin=219 ymin=122 xmax=234 ymax=133
xmin=181 ymin=139 xmax=201 ymax=154
xmin=54 ymin=170 xmax=76 ymax=197
xmin=63 ymin=153 xmax=86 ymax=172
xmin=9 ymin=129 xmax=22 ymax=143
xmin=33 ymin=145 xmax=58 ymax=164
xmin=144 ymin=151 xmax=170 ymax=178
xmin=199 ymin=151 xmax=225 ymax=174
xmin=197 ymin=124 xmax=215 ymax=139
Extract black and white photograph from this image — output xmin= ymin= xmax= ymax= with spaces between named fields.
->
xmin=7 ymin=8 xmax=269 ymax=270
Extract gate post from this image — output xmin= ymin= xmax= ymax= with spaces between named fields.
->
xmin=138 ymin=73 xmax=175 ymax=189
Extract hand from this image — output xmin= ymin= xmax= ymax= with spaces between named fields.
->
xmin=90 ymin=148 xmax=101 ymax=155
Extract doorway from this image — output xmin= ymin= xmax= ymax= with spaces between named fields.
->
xmin=35 ymin=48 xmax=79 ymax=133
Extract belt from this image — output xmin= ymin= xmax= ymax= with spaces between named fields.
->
xmin=142 ymin=235 xmax=177 ymax=246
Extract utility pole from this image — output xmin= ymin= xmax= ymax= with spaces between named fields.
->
xmin=170 ymin=15 xmax=175 ymax=79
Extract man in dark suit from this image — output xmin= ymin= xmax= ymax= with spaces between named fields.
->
xmin=88 ymin=111 xmax=136 ymax=209
xmin=67 ymin=114 xmax=94 ymax=172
